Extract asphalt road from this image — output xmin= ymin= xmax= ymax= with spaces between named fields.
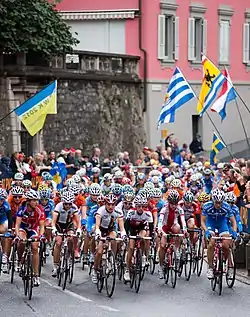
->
xmin=1 ymin=257 xmax=250 ymax=317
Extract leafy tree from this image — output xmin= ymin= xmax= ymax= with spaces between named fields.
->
xmin=0 ymin=0 xmax=79 ymax=57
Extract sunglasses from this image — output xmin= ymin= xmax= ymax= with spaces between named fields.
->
xmin=64 ymin=203 xmax=72 ymax=207
xmin=136 ymin=205 xmax=144 ymax=208
xmin=23 ymin=186 xmax=31 ymax=189
xmin=106 ymin=203 xmax=115 ymax=207
xmin=13 ymin=196 xmax=22 ymax=199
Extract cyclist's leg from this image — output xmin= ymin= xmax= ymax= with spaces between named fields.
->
xmin=29 ymin=230 xmax=40 ymax=286
xmin=52 ymin=224 xmax=63 ymax=276
xmin=45 ymin=218 xmax=52 ymax=243
xmin=124 ymin=235 xmax=135 ymax=281
xmin=108 ymin=230 xmax=117 ymax=255
xmin=206 ymin=219 xmax=216 ymax=278
xmin=0 ymin=219 xmax=8 ymax=272
xmin=187 ymin=217 xmax=198 ymax=246
xmin=219 ymin=219 xmax=231 ymax=261
xmin=67 ymin=223 xmax=75 ymax=255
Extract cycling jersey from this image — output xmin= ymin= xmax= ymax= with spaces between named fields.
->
xmin=17 ymin=205 xmax=45 ymax=236
xmin=187 ymin=182 xmax=202 ymax=195
xmin=178 ymin=200 xmax=199 ymax=221
xmin=203 ymin=176 xmax=214 ymax=194
xmin=0 ymin=201 xmax=12 ymax=228
xmin=86 ymin=205 xmax=98 ymax=234
xmin=156 ymin=199 xmax=165 ymax=214
xmin=8 ymin=196 xmax=25 ymax=220
xmin=227 ymin=204 xmax=243 ymax=233
xmin=115 ymin=201 xmax=133 ymax=218
xmin=96 ymin=205 xmax=123 ymax=232
xmin=74 ymin=194 xmax=86 ymax=209
xmin=100 ymin=183 xmax=112 ymax=195
xmin=85 ymin=196 xmax=98 ymax=216
xmin=40 ymin=199 xmax=55 ymax=219
xmin=54 ymin=202 xmax=78 ymax=225
xmin=158 ymin=203 xmax=186 ymax=233
xmin=125 ymin=209 xmax=153 ymax=234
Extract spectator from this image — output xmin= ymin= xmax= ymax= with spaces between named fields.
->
xmin=182 ymin=143 xmax=189 ymax=153
xmin=123 ymin=151 xmax=130 ymax=164
xmin=164 ymin=133 xmax=174 ymax=151
xmin=189 ymin=133 xmax=204 ymax=154
xmin=155 ymin=144 xmax=162 ymax=158
xmin=143 ymin=147 xmax=151 ymax=166
xmin=74 ymin=149 xmax=84 ymax=170
xmin=171 ymin=138 xmax=180 ymax=161
xmin=136 ymin=152 xmax=145 ymax=166
xmin=90 ymin=147 xmax=101 ymax=168
xmin=0 ymin=156 xmax=12 ymax=179
xmin=34 ymin=153 xmax=51 ymax=176
xmin=159 ymin=150 xmax=171 ymax=166
xmin=22 ymin=156 xmax=32 ymax=180
xmin=174 ymin=149 xmax=186 ymax=166
xmin=45 ymin=151 xmax=56 ymax=166
xmin=14 ymin=152 xmax=27 ymax=175
xmin=150 ymin=152 xmax=160 ymax=166
xmin=65 ymin=148 xmax=76 ymax=175
xmin=117 ymin=152 xmax=124 ymax=166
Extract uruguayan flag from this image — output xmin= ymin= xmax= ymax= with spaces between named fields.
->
xmin=157 ymin=67 xmax=196 ymax=128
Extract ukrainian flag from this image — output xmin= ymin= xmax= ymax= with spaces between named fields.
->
xmin=197 ymin=56 xmax=225 ymax=116
xmin=210 ymin=132 xmax=226 ymax=165
xmin=15 ymin=81 xmax=57 ymax=136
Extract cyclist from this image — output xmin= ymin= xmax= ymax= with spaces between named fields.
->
xmin=51 ymin=191 xmax=81 ymax=277
xmin=116 ymin=191 xmax=135 ymax=219
xmin=39 ymin=188 xmax=55 ymax=249
xmin=0 ymin=188 xmax=13 ymax=273
xmin=91 ymin=194 xmax=126 ymax=284
xmin=15 ymin=190 xmax=45 ymax=286
xmin=12 ymin=173 xmax=24 ymax=187
xmin=203 ymin=168 xmax=214 ymax=194
xmin=201 ymin=189 xmax=237 ymax=279
xmin=134 ymin=173 xmax=146 ymax=194
xmin=111 ymin=183 xmax=123 ymax=203
xmin=157 ymin=189 xmax=187 ymax=279
xmin=23 ymin=179 xmax=32 ymax=193
xmin=225 ymin=192 xmax=243 ymax=234
xmin=123 ymin=195 xmax=153 ymax=282
xmin=100 ymin=173 xmax=113 ymax=195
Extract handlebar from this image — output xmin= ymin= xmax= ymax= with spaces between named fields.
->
xmin=162 ymin=233 xmax=184 ymax=238
xmin=99 ymin=237 xmax=123 ymax=242
xmin=129 ymin=236 xmax=152 ymax=240
xmin=19 ymin=238 xmax=40 ymax=243
xmin=211 ymin=236 xmax=232 ymax=241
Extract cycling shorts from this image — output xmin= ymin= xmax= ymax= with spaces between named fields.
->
xmin=0 ymin=215 xmax=7 ymax=226
xmin=56 ymin=222 xmax=75 ymax=233
xmin=87 ymin=217 xmax=96 ymax=234
xmin=19 ymin=227 xmax=38 ymax=238
xmin=206 ymin=217 xmax=229 ymax=235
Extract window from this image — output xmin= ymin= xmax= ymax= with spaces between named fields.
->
xmin=158 ymin=1 xmax=179 ymax=64
xmin=188 ymin=4 xmax=207 ymax=63
xmin=243 ymin=9 xmax=250 ymax=64
xmin=218 ymin=6 xmax=233 ymax=65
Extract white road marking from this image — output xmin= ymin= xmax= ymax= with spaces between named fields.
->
xmin=41 ymin=278 xmax=120 ymax=312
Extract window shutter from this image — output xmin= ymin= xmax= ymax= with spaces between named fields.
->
xmin=243 ymin=23 xmax=250 ymax=64
xmin=158 ymin=15 xmax=166 ymax=59
xmin=174 ymin=17 xmax=180 ymax=60
xmin=188 ymin=18 xmax=195 ymax=61
xmin=202 ymin=19 xmax=207 ymax=56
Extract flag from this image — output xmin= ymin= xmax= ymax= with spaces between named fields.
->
xmin=210 ymin=132 xmax=226 ymax=165
xmin=15 ymin=81 xmax=57 ymax=136
xmin=211 ymin=68 xmax=237 ymax=120
xmin=197 ymin=55 xmax=226 ymax=116
xmin=50 ymin=161 xmax=67 ymax=189
xmin=157 ymin=67 xmax=196 ymax=128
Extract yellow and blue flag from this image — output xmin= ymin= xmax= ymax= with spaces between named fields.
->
xmin=15 ymin=81 xmax=57 ymax=136
xmin=197 ymin=55 xmax=225 ymax=116
xmin=210 ymin=132 xmax=226 ymax=165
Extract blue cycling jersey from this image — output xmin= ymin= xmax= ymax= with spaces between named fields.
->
xmin=156 ymin=199 xmax=165 ymax=213
xmin=202 ymin=176 xmax=214 ymax=194
xmin=0 ymin=201 xmax=11 ymax=225
xmin=202 ymin=201 xmax=233 ymax=220
xmin=227 ymin=204 xmax=243 ymax=233
xmin=86 ymin=197 xmax=98 ymax=216
xmin=40 ymin=199 xmax=55 ymax=219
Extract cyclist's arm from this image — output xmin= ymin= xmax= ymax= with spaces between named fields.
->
xmin=15 ymin=216 xmax=22 ymax=236
xmin=81 ymin=205 xmax=87 ymax=221
xmin=201 ymin=215 xmax=207 ymax=232
xmin=234 ymin=206 xmax=243 ymax=232
xmin=117 ymin=216 xmax=125 ymax=233
xmin=51 ymin=211 xmax=59 ymax=227
xmin=39 ymin=220 xmax=45 ymax=236
xmin=6 ymin=208 xmax=12 ymax=230
xmin=95 ymin=214 xmax=101 ymax=231
xmin=229 ymin=215 xmax=237 ymax=233
xmin=73 ymin=212 xmax=81 ymax=230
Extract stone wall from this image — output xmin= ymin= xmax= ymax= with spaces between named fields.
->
xmin=43 ymin=79 xmax=146 ymax=161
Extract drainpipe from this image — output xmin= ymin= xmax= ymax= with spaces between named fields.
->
xmin=138 ymin=0 xmax=147 ymax=112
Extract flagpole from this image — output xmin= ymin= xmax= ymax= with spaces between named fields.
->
xmin=235 ymin=99 xmax=250 ymax=155
xmin=204 ymin=112 xmax=234 ymax=159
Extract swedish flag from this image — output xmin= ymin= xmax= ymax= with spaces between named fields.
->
xmin=210 ymin=132 xmax=226 ymax=165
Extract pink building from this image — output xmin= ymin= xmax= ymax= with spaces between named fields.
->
xmin=57 ymin=0 xmax=250 ymax=153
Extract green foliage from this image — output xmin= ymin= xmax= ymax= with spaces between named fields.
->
xmin=0 ymin=0 xmax=79 ymax=57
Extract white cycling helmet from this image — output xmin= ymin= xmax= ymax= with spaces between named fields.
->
xmin=134 ymin=195 xmax=148 ymax=206
xmin=217 ymin=163 xmax=224 ymax=169
xmin=68 ymin=183 xmax=82 ymax=195
xmin=14 ymin=173 xmax=24 ymax=181
xmin=66 ymin=178 xmax=76 ymax=187
xmin=171 ymin=179 xmax=182 ymax=188
xmin=61 ymin=191 xmax=75 ymax=204
xmin=25 ymin=189 xmax=40 ymax=200
xmin=92 ymin=167 xmax=101 ymax=174
xmin=72 ymin=174 xmax=81 ymax=184
xmin=23 ymin=179 xmax=32 ymax=187
xmin=144 ymin=182 xmax=155 ymax=190
xmin=103 ymin=173 xmax=113 ymax=181
xmin=211 ymin=189 xmax=225 ymax=202
xmin=89 ymin=183 xmax=101 ymax=195
xmin=11 ymin=186 xmax=24 ymax=196
xmin=190 ymin=174 xmax=198 ymax=182
xmin=76 ymin=168 xmax=86 ymax=177
xmin=0 ymin=188 xmax=8 ymax=199
xmin=114 ymin=170 xmax=123 ymax=179
xmin=152 ymin=176 xmax=159 ymax=184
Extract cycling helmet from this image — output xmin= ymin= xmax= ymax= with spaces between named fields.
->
xmin=153 ymin=188 xmax=162 ymax=198
xmin=204 ymin=168 xmax=212 ymax=176
xmin=211 ymin=189 xmax=225 ymax=202
xmin=25 ymin=189 xmax=40 ymax=200
xmin=103 ymin=173 xmax=113 ymax=181
xmin=61 ymin=191 xmax=75 ymax=203
xmin=151 ymin=176 xmax=159 ymax=184
xmin=162 ymin=168 xmax=169 ymax=175
xmin=23 ymin=179 xmax=32 ymax=187
xmin=104 ymin=193 xmax=118 ymax=204
xmin=68 ymin=183 xmax=82 ymax=195
xmin=97 ymin=195 xmax=105 ymax=204
xmin=134 ymin=195 xmax=147 ymax=206
xmin=198 ymin=192 xmax=210 ymax=203
xmin=139 ymin=188 xmax=151 ymax=200
xmin=38 ymin=183 xmax=49 ymax=191
xmin=112 ymin=166 xmax=120 ymax=174
xmin=66 ymin=178 xmax=76 ymax=187
xmin=11 ymin=186 xmax=24 ymax=196
xmin=114 ymin=170 xmax=123 ymax=179
xmin=72 ymin=174 xmax=81 ymax=184
xmin=58 ymin=187 xmax=68 ymax=197
xmin=225 ymin=192 xmax=236 ymax=204
xmin=196 ymin=162 xmax=203 ymax=168
xmin=76 ymin=168 xmax=86 ymax=177
xmin=122 ymin=177 xmax=132 ymax=185
xmin=123 ymin=192 xmax=135 ymax=202
xmin=137 ymin=173 xmax=146 ymax=180
xmin=92 ymin=167 xmax=100 ymax=174
xmin=196 ymin=173 xmax=203 ymax=180
xmin=86 ymin=162 xmax=93 ymax=169
xmin=111 ymin=183 xmax=123 ymax=196
xmin=171 ymin=179 xmax=182 ymax=188
xmin=149 ymin=170 xmax=161 ymax=177
xmin=42 ymin=172 xmax=53 ymax=181
xmin=190 ymin=174 xmax=198 ymax=182
xmin=165 ymin=175 xmax=175 ymax=185
xmin=144 ymin=182 xmax=155 ymax=190
xmin=89 ymin=183 xmax=101 ymax=195
xmin=217 ymin=163 xmax=224 ymax=169
xmin=123 ymin=184 xmax=134 ymax=194
xmin=183 ymin=161 xmax=190 ymax=169
xmin=167 ymin=189 xmax=180 ymax=204
xmin=183 ymin=191 xmax=194 ymax=203
xmin=14 ymin=173 xmax=24 ymax=181
xmin=39 ymin=188 xmax=52 ymax=199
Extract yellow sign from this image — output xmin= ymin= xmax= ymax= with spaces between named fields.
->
xmin=161 ymin=129 xmax=168 ymax=139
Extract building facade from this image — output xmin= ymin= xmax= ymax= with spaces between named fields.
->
xmin=57 ymin=0 xmax=250 ymax=153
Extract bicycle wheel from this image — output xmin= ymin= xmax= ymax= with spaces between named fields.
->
xmin=196 ymin=235 xmax=204 ymax=277
xmin=226 ymin=249 xmax=236 ymax=288
xmin=117 ymin=249 xmax=125 ymax=281
xmin=164 ymin=263 xmax=170 ymax=284
xmin=97 ymin=263 xmax=104 ymax=293
xmin=62 ymin=254 xmax=69 ymax=291
xmin=134 ymin=249 xmax=142 ymax=293
xmin=149 ymin=245 xmax=156 ymax=275
xmin=217 ymin=249 xmax=223 ymax=296
xmin=69 ymin=250 xmax=75 ymax=284
xmin=26 ymin=254 xmax=33 ymax=300
xmin=170 ymin=249 xmax=177 ymax=288
xmin=39 ymin=241 xmax=44 ymax=277
xmin=185 ymin=243 xmax=193 ymax=281
xmin=105 ymin=250 xmax=116 ymax=298
xmin=10 ymin=243 xmax=17 ymax=283
xmin=0 ymin=250 xmax=2 ymax=276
